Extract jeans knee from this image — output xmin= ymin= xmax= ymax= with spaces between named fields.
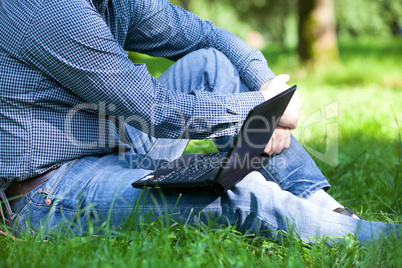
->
xmin=190 ymin=48 xmax=230 ymax=64
xmin=160 ymin=47 xmax=247 ymax=95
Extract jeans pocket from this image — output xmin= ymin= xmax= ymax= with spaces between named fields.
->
xmin=10 ymin=161 xmax=78 ymax=233
xmin=26 ymin=160 xmax=78 ymax=208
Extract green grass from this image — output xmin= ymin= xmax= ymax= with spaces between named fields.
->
xmin=2 ymin=39 xmax=402 ymax=267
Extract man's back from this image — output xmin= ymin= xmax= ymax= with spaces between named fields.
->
xmin=0 ymin=0 xmax=128 ymax=182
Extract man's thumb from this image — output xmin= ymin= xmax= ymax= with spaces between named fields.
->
xmin=276 ymin=74 xmax=290 ymax=84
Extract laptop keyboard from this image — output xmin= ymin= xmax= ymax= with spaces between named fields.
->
xmin=152 ymin=152 xmax=228 ymax=182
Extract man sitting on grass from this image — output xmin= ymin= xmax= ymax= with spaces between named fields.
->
xmin=0 ymin=0 xmax=399 ymax=242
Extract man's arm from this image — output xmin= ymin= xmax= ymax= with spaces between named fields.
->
xmin=124 ymin=0 xmax=276 ymax=91
xmin=124 ymin=0 xmax=302 ymax=154
xmin=22 ymin=0 xmax=264 ymax=139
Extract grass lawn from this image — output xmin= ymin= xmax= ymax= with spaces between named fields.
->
xmin=1 ymin=39 xmax=401 ymax=267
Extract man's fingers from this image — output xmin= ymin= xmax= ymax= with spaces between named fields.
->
xmin=264 ymin=127 xmax=291 ymax=155
xmin=264 ymin=130 xmax=278 ymax=155
xmin=275 ymin=74 xmax=290 ymax=84
xmin=259 ymin=74 xmax=291 ymax=102
xmin=264 ymin=139 xmax=273 ymax=155
xmin=274 ymin=128 xmax=290 ymax=154
xmin=274 ymin=134 xmax=286 ymax=154
xmin=278 ymin=90 xmax=301 ymax=129
xmin=284 ymin=130 xmax=291 ymax=148
xmin=269 ymin=133 xmax=278 ymax=155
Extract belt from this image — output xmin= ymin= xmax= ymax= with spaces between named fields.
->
xmin=1 ymin=169 xmax=56 ymax=226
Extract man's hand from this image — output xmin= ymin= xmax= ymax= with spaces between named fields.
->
xmin=259 ymin=74 xmax=302 ymax=130
xmin=259 ymin=74 xmax=301 ymax=155
xmin=263 ymin=126 xmax=291 ymax=155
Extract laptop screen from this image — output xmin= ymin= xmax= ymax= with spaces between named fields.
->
xmin=214 ymin=85 xmax=297 ymax=193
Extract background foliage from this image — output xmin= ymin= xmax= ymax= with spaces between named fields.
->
xmin=173 ymin=0 xmax=402 ymax=45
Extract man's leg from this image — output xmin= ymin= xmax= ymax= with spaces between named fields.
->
xmin=122 ymin=47 xmax=242 ymax=169
xmin=164 ymin=48 xmax=354 ymax=213
xmin=158 ymin=48 xmax=331 ymax=199
xmin=6 ymin=154 xmax=399 ymax=242
xmin=122 ymin=47 xmax=251 ymax=170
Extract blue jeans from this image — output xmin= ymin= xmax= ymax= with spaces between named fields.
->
xmin=5 ymin=49 xmax=398 ymax=242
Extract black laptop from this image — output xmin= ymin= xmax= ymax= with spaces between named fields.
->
xmin=132 ymin=85 xmax=297 ymax=195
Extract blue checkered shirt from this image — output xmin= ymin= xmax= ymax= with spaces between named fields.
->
xmin=0 ymin=0 xmax=275 ymax=185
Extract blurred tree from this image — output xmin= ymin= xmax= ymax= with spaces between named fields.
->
xmin=227 ymin=0 xmax=293 ymax=47
xmin=298 ymin=0 xmax=339 ymax=63
xmin=189 ymin=0 xmax=296 ymax=48
xmin=170 ymin=0 xmax=400 ymax=62
xmin=382 ymin=0 xmax=402 ymax=36
xmin=335 ymin=0 xmax=402 ymax=38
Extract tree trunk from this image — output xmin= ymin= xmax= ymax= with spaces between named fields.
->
xmin=298 ymin=0 xmax=339 ymax=63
